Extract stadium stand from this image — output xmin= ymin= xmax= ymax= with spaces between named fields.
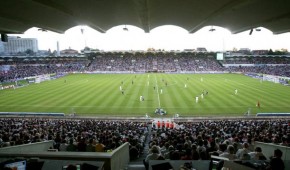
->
xmin=0 ymin=118 xmax=289 ymax=169
xmin=1 ymin=52 xmax=290 ymax=83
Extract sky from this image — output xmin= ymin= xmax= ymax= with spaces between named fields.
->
xmin=10 ymin=25 xmax=290 ymax=52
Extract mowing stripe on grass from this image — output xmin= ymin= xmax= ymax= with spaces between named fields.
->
xmin=154 ymin=74 xmax=161 ymax=108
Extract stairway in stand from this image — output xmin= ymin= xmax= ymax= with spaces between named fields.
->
xmin=127 ymin=123 xmax=152 ymax=170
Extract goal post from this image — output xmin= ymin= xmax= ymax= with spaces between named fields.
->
xmin=35 ymin=74 xmax=51 ymax=83
xmin=262 ymin=74 xmax=279 ymax=83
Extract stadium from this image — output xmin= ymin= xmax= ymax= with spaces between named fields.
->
xmin=1 ymin=1 xmax=290 ymax=170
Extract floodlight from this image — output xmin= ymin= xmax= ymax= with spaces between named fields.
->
xmin=249 ymin=28 xmax=253 ymax=35
xmin=209 ymin=26 xmax=215 ymax=32
xmin=123 ymin=25 xmax=128 ymax=31
xmin=38 ymin=28 xmax=47 ymax=32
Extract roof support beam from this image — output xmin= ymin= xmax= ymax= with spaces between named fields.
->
xmin=232 ymin=12 xmax=290 ymax=34
xmin=26 ymin=0 xmax=107 ymax=33
xmin=134 ymin=0 xmax=150 ymax=33
xmin=188 ymin=0 xmax=256 ymax=33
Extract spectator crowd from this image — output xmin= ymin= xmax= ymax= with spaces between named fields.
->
xmin=0 ymin=118 xmax=147 ymax=158
xmin=1 ymin=52 xmax=290 ymax=83
xmin=0 ymin=118 xmax=288 ymax=169
xmin=143 ymin=119 xmax=289 ymax=169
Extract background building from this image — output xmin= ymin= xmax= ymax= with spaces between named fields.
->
xmin=0 ymin=41 xmax=4 ymax=53
xmin=60 ymin=48 xmax=79 ymax=56
xmin=3 ymin=36 xmax=38 ymax=54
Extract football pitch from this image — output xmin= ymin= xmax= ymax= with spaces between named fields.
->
xmin=0 ymin=73 xmax=290 ymax=117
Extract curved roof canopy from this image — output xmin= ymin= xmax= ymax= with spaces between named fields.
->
xmin=1 ymin=0 xmax=290 ymax=34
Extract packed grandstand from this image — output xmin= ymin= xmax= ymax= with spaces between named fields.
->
xmin=1 ymin=52 xmax=290 ymax=83
xmin=0 ymin=117 xmax=289 ymax=169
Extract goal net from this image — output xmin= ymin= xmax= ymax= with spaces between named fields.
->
xmin=35 ymin=74 xmax=51 ymax=83
xmin=262 ymin=74 xmax=279 ymax=83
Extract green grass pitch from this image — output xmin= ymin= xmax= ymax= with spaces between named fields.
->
xmin=0 ymin=73 xmax=290 ymax=117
